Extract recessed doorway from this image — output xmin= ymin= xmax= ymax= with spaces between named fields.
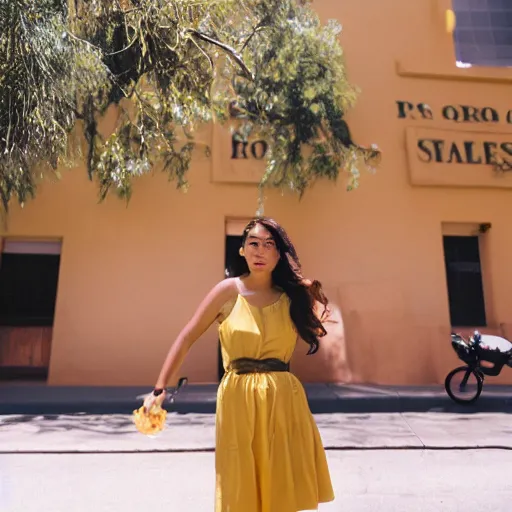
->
xmin=443 ymin=235 xmax=487 ymax=327
xmin=218 ymin=220 xmax=249 ymax=381
xmin=0 ymin=239 xmax=62 ymax=380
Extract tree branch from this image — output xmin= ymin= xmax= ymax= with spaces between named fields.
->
xmin=186 ymin=29 xmax=254 ymax=81
xmin=241 ymin=25 xmax=266 ymax=52
xmin=241 ymin=16 xmax=271 ymax=52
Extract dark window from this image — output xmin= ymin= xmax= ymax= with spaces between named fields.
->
xmin=225 ymin=235 xmax=244 ymax=278
xmin=0 ymin=252 xmax=61 ymax=327
xmin=443 ymin=235 xmax=487 ymax=327
xmin=218 ymin=234 xmax=243 ymax=381
xmin=452 ymin=0 xmax=512 ymax=67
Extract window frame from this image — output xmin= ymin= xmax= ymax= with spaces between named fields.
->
xmin=451 ymin=0 xmax=512 ymax=69
xmin=396 ymin=0 xmax=512 ymax=84
xmin=0 ymin=238 xmax=62 ymax=327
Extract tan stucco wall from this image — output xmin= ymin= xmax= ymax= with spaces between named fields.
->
xmin=2 ymin=0 xmax=512 ymax=386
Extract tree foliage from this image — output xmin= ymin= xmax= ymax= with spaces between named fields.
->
xmin=0 ymin=0 xmax=380 ymax=212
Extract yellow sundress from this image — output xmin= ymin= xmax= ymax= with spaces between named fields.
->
xmin=215 ymin=292 xmax=335 ymax=512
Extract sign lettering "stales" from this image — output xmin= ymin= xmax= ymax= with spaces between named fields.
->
xmin=397 ymin=101 xmax=512 ymax=168
xmin=417 ymin=139 xmax=512 ymax=165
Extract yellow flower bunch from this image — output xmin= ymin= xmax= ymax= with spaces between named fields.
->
xmin=133 ymin=404 xmax=167 ymax=436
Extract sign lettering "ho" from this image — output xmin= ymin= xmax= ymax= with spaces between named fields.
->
xmin=231 ymin=135 xmax=269 ymax=160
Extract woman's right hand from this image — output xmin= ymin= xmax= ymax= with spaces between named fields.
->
xmin=143 ymin=389 xmax=166 ymax=413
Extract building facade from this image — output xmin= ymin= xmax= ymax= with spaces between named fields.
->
xmin=1 ymin=0 xmax=512 ymax=386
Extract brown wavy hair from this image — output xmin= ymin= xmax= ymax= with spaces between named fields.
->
xmin=229 ymin=217 xmax=329 ymax=354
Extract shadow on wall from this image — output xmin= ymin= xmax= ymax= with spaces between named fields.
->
xmin=342 ymin=314 xmax=512 ymax=386
xmin=293 ymin=282 xmax=494 ymax=386
xmin=320 ymin=279 xmax=481 ymax=386
xmin=343 ymin=310 xmax=455 ymax=386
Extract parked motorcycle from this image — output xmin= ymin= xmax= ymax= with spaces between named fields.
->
xmin=445 ymin=331 xmax=512 ymax=404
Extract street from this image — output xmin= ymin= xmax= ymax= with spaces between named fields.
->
xmin=2 ymin=450 xmax=512 ymax=512
xmin=1 ymin=412 xmax=512 ymax=511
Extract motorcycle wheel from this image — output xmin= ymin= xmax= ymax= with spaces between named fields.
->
xmin=444 ymin=366 xmax=483 ymax=404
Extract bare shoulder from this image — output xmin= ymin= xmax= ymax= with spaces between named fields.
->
xmin=184 ymin=278 xmax=239 ymax=328
xmin=210 ymin=277 xmax=239 ymax=300
xmin=201 ymin=277 xmax=239 ymax=310
xmin=210 ymin=278 xmax=239 ymax=323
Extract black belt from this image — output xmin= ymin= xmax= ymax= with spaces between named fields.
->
xmin=229 ymin=357 xmax=290 ymax=375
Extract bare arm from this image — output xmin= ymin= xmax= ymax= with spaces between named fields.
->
xmin=154 ymin=279 xmax=237 ymax=389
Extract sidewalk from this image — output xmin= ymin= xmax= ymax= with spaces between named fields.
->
xmin=1 ymin=411 xmax=511 ymax=453
xmin=1 ymin=382 xmax=512 ymax=415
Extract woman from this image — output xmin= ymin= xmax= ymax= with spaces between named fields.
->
xmin=143 ymin=217 xmax=335 ymax=512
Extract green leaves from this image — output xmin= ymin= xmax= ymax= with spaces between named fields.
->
xmin=0 ymin=0 xmax=109 ymax=210
xmin=0 ymin=0 xmax=379 ymax=213
xmin=228 ymin=0 xmax=380 ymax=196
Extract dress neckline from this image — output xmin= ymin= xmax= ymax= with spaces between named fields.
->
xmin=238 ymin=292 xmax=285 ymax=311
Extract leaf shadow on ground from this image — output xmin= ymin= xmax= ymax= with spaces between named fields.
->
xmin=0 ymin=413 xmax=215 ymax=436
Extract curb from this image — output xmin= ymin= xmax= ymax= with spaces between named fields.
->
xmin=1 ymin=384 xmax=512 ymax=415
xmin=1 ymin=445 xmax=511 ymax=455
xmin=2 ymin=397 xmax=512 ymax=416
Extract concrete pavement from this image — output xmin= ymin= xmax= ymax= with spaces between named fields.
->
xmin=1 ymin=382 xmax=512 ymax=415
xmin=1 ymin=411 xmax=511 ymax=453
xmin=2 ymin=450 xmax=512 ymax=512
xmin=2 ymin=411 xmax=511 ymax=511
